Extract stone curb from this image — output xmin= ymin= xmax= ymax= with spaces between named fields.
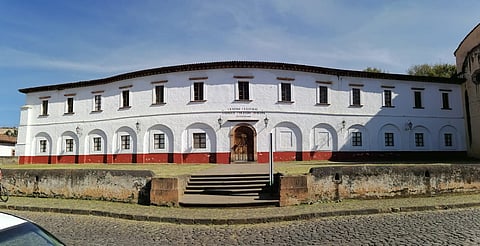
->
xmin=2 ymin=202 xmax=480 ymax=225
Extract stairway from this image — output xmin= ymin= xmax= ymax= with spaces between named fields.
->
xmin=180 ymin=173 xmax=279 ymax=207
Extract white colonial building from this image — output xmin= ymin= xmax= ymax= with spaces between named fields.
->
xmin=16 ymin=61 xmax=466 ymax=164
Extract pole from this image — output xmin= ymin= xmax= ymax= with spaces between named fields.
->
xmin=269 ymin=132 xmax=274 ymax=186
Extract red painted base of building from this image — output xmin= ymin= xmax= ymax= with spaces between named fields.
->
xmin=18 ymin=151 xmax=468 ymax=164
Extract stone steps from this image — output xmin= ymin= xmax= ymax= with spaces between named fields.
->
xmin=180 ymin=173 xmax=279 ymax=207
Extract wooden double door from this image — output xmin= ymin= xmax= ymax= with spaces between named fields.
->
xmin=230 ymin=125 xmax=256 ymax=162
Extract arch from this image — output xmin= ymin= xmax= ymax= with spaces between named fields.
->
xmin=31 ymin=132 xmax=53 ymax=164
xmin=113 ymin=126 xmax=137 ymax=163
xmin=311 ymin=123 xmax=338 ymax=151
xmin=144 ymin=124 xmax=174 ymax=153
xmin=378 ymin=123 xmax=402 ymax=150
xmin=230 ymin=123 xmax=257 ymax=162
xmin=57 ymin=131 xmax=79 ymax=164
xmin=346 ymin=124 xmax=368 ymax=150
xmin=86 ymin=129 xmax=108 ymax=163
xmin=32 ymin=132 xmax=53 ymax=155
xmin=439 ymin=125 xmax=458 ymax=150
xmin=274 ymin=121 xmax=302 ymax=152
xmin=182 ymin=123 xmax=216 ymax=153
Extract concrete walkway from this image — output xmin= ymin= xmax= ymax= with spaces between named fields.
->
xmin=194 ymin=163 xmax=270 ymax=175
xmin=2 ymin=193 xmax=480 ymax=225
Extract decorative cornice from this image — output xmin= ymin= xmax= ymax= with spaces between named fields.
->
xmin=18 ymin=61 xmax=465 ymax=94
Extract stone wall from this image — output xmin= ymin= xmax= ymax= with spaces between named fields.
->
xmin=149 ymin=175 xmax=189 ymax=206
xmin=1 ymin=169 xmax=154 ymax=204
xmin=279 ymin=165 xmax=480 ymax=206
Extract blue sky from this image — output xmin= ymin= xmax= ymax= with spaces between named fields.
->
xmin=0 ymin=0 xmax=478 ymax=126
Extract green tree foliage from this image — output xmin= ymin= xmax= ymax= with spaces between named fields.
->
xmin=363 ymin=67 xmax=385 ymax=73
xmin=406 ymin=63 xmax=456 ymax=78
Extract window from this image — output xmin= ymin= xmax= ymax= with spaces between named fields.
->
xmin=193 ymin=82 xmax=204 ymax=101
xmin=67 ymin=98 xmax=74 ymax=113
xmin=238 ymin=81 xmax=250 ymax=100
xmin=415 ymin=133 xmax=424 ymax=147
xmin=121 ymin=135 xmax=130 ymax=150
xmin=442 ymin=93 xmax=450 ymax=109
xmin=351 ymin=132 xmax=362 ymax=146
xmin=39 ymin=140 xmax=47 ymax=153
xmin=444 ymin=133 xmax=453 ymax=147
xmin=414 ymin=91 xmax=423 ymax=108
xmin=65 ymin=139 xmax=74 ymax=152
xmin=122 ymin=90 xmax=130 ymax=108
xmin=41 ymin=100 xmax=48 ymax=116
xmin=384 ymin=90 xmax=393 ymax=107
xmin=93 ymin=137 xmax=102 ymax=151
xmin=319 ymin=86 xmax=328 ymax=104
xmin=154 ymin=133 xmax=165 ymax=149
xmin=193 ymin=133 xmax=206 ymax=149
xmin=94 ymin=95 xmax=102 ymax=111
xmin=352 ymin=88 xmax=361 ymax=106
xmin=154 ymin=85 xmax=165 ymax=104
xmin=385 ymin=132 xmax=394 ymax=146
xmin=281 ymin=83 xmax=292 ymax=102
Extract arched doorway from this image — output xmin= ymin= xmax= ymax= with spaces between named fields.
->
xmin=230 ymin=124 xmax=256 ymax=162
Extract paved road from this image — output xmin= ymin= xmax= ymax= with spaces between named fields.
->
xmin=5 ymin=208 xmax=480 ymax=245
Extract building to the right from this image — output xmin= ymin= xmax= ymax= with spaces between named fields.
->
xmin=455 ymin=23 xmax=480 ymax=158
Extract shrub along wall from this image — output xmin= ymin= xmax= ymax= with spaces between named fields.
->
xmin=1 ymin=169 xmax=154 ymax=204
xmin=280 ymin=165 xmax=480 ymax=206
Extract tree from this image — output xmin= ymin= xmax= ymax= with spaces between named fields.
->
xmin=363 ymin=67 xmax=385 ymax=73
xmin=406 ymin=63 xmax=456 ymax=78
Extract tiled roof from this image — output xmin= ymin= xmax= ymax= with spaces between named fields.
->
xmin=18 ymin=61 xmax=465 ymax=94
xmin=0 ymin=135 xmax=16 ymax=144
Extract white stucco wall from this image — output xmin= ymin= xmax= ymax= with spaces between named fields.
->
xmin=16 ymin=63 xmax=466 ymax=162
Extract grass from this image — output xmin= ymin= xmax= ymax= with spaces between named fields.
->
xmin=0 ymin=163 xmax=216 ymax=177
xmin=1 ymin=160 xmax=478 ymax=176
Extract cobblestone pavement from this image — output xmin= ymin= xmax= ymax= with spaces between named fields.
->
xmin=5 ymin=208 xmax=480 ymax=245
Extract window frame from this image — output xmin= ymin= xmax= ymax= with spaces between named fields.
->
xmin=442 ymin=92 xmax=451 ymax=110
xmin=383 ymin=90 xmax=393 ymax=107
xmin=193 ymin=133 xmax=207 ymax=149
xmin=121 ymin=90 xmax=130 ymax=108
xmin=39 ymin=139 xmax=47 ymax=153
xmin=192 ymin=82 xmax=205 ymax=102
xmin=415 ymin=133 xmax=424 ymax=147
xmin=318 ymin=86 xmax=328 ymax=105
xmin=66 ymin=97 xmax=74 ymax=114
xmin=351 ymin=88 xmax=362 ymax=107
xmin=237 ymin=81 xmax=250 ymax=101
xmin=93 ymin=94 xmax=102 ymax=112
xmin=93 ymin=137 xmax=102 ymax=152
xmin=444 ymin=133 xmax=453 ymax=147
xmin=121 ymin=135 xmax=131 ymax=150
xmin=41 ymin=100 xmax=49 ymax=116
xmin=153 ymin=133 xmax=166 ymax=149
xmin=351 ymin=132 xmax=363 ymax=146
xmin=154 ymin=85 xmax=165 ymax=104
xmin=65 ymin=138 xmax=74 ymax=153
xmin=384 ymin=132 xmax=394 ymax=147
xmin=280 ymin=82 xmax=293 ymax=102
xmin=413 ymin=90 xmax=423 ymax=109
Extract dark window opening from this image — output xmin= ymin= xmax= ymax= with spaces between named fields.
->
xmin=193 ymin=133 xmax=206 ymax=149
xmin=193 ymin=82 xmax=204 ymax=101
xmin=238 ymin=81 xmax=249 ymax=100
xmin=319 ymin=86 xmax=328 ymax=104
xmin=352 ymin=88 xmax=361 ymax=106
xmin=281 ymin=83 xmax=292 ymax=102
xmin=352 ymin=132 xmax=362 ymax=146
